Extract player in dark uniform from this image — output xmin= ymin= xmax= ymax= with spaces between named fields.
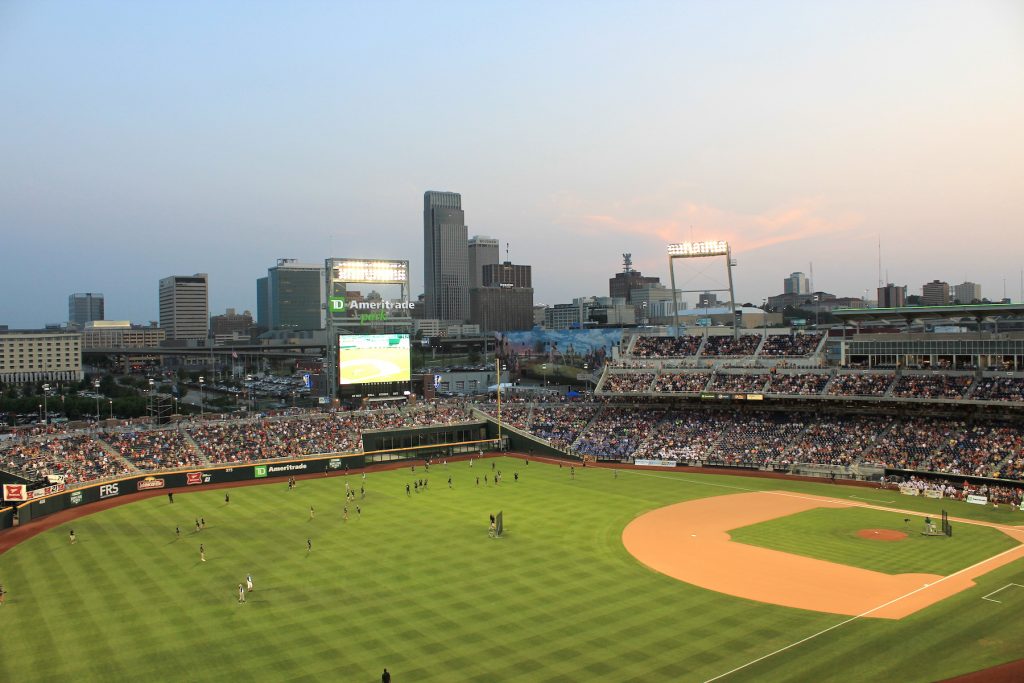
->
xmin=225 ymin=493 xmax=230 ymax=505
xmin=307 ymin=538 xmax=312 ymax=552
xmin=176 ymin=526 xmax=180 ymax=538
xmin=514 ymin=472 xmax=519 ymax=482
xmin=195 ymin=519 xmax=201 ymax=532
xmin=406 ymin=483 xmax=410 ymax=496
xmin=201 ymin=517 xmax=206 ymax=529
xmin=168 ymin=492 xmax=174 ymax=503
xmin=448 ymin=475 xmax=452 ymax=488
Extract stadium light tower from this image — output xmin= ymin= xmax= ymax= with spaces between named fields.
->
xmin=667 ymin=241 xmax=738 ymax=339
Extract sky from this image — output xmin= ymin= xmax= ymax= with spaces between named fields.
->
xmin=1 ymin=0 xmax=1022 ymax=328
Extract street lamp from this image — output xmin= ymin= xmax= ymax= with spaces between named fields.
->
xmin=198 ymin=376 xmax=205 ymax=416
xmin=42 ymin=383 xmax=50 ymax=424
xmin=108 ymin=399 xmax=113 ymax=419
xmin=93 ymin=379 xmax=101 ymax=422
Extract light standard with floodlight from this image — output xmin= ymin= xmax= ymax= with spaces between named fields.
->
xmin=496 ymin=359 xmax=507 ymax=450
xmin=41 ymin=383 xmax=50 ymax=424
xmin=541 ymin=363 xmax=548 ymax=388
xmin=108 ymin=399 xmax=113 ymax=419
xmin=93 ymin=379 xmax=101 ymax=422
xmin=198 ymin=376 xmax=205 ymax=416
xmin=148 ymin=378 xmax=155 ymax=420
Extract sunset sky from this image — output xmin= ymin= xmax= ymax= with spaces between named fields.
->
xmin=1 ymin=0 xmax=1022 ymax=327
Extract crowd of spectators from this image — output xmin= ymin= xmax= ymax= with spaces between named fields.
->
xmin=892 ymin=374 xmax=973 ymax=400
xmin=766 ymin=373 xmax=830 ymax=395
xmin=603 ymin=373 xmax=656 ymax=393
xmin=1 ymin=435 xmax=133 ymax=484
xmin=530 ymin=404 xmax=599 ymax=449
xmin=632 ymin=411 xmax=729 ymax=462
xmin=701 ymin=335 xmax=762 ymax=357
xmin=826 ymin=373 xmax=895 ymax=397
xmin=759 ymin=333 xmax=823 ymax=357
xmin=574 ymin=408 xmax=664 ymax=460
xmin=189 ymin=420 xmax=290 ymax=464
xmin=105 ymin=428 xmax=204 ymax=471
xmin=714 ymin=413 xmax=807 ymax=466
xmin=631 ymin=336 xmax=702 ymax=358
xmin=652 ymin=372 xmax=711 ymax=393
xmin=785 ymin=415 xmax=892 ymax=466
xmin=707 ymin=373 xmax=769 ymax=393
xmin=972 ymin=377 xmax=1024 ymax=402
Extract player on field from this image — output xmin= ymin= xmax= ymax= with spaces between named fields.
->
xmin=307 ymin=538 xmax=312 ymax=552
xmin=310 ymin=505 xmax=315 ymax=520
xmin=200 ymin=544 xmax=206 ymax=562
xmin=69 ymin=529 xmax=76 ymax=545
xmin=246 ymin=574 xmax=254 ymax=591
xmin=238 ymin=583 xmax=246 ymax=603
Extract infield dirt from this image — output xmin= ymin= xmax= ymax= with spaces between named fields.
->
xmin=622 ymin=491 xmax=1024 ymax=619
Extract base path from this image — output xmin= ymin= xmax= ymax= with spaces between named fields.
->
xmin=622 ymin=491 xmax=1024 ymax=619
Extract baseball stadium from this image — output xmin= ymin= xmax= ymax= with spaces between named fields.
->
xmin=3 ymin=316 xmax=1024 ymax=682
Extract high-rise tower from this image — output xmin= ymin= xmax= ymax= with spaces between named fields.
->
xmin=423 ymin=191 xmax=469 ymax=322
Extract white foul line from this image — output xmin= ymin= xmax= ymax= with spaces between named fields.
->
xmin=980 ymin=583 xmax=1024 ymax=604
xmin=702 ymin=543 xmax=1024 ymax=682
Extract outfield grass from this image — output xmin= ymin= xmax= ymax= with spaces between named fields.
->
xmin=0 ymin=458 xmax=1022 ymax=682
xmin=728 ymin=506 xmax=1021 ymax=575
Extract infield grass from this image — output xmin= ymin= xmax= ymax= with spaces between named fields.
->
xmin=0 ymin=457 xmax=1022 ymax=683
xmin=729 ymin=506 xmax=1021 ymax=575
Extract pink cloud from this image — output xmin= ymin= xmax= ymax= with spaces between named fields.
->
xmin=559 ymin=195 xmax=861 ymax=254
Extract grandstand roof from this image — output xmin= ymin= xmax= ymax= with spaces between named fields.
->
xmin=833 ymin=302 xmax=1024 ymax=324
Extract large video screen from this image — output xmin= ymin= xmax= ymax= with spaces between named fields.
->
xmin=338 ymin=334 xmax=411 ymax=385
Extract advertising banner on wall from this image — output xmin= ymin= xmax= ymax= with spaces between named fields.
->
xmin=3 ymin=484 xmax=27 ymax=502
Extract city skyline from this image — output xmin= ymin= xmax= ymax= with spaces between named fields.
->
xmin=1 ymin=1 xmax=1022 ymax=328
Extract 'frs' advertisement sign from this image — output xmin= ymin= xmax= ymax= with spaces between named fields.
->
xmin=137 ymin=477 xmax=166 ymax=491
xmin=99 ymin=483 xmax=120 ymax=499
xmin=186 ymin=472 xmax=213 ymax=486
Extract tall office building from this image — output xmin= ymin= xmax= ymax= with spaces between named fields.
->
xmin=482 ymin=261 xmax=532 ymax=288
xmin=159 ymin=273 xmax=209 ymax=342
xmin=423 ymin=191 xmax=469 ymax=322
xmin=468 ymin=236 xmax=500 ymax=289
xmin=877 ymin=283 xmax=907 ymax=308
xmin=608 ymin=253 xmax=659 ymax=303
xmin=68 ymin=292 xmax=105 ymax=326
xmin=953 ymin=281 xmax=982 ymax=304
xmin=256 ymin=277 xmax=269 ymax=329
xmin=267 ymin=259 xmax=324 ymax=331
xmin=783 ymin=272 xmax=811 ymax=295
xmin=470 ymin=262 xmax=534 ymax=332
xmin=921 ymin=280 xmax=951 ymax=306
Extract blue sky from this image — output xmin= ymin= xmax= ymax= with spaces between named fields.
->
xmin=1 ymin=0 xmax=1022 ymax=327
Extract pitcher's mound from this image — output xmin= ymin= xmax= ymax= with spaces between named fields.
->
xmin=857 ymin=529 xmax=907 ymax=541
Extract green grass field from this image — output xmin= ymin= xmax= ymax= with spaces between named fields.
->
xmin=729 ymin=506 xmax=1020 ymax=575
xmin=1 ymin=458 xmax=1023 ymax=682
